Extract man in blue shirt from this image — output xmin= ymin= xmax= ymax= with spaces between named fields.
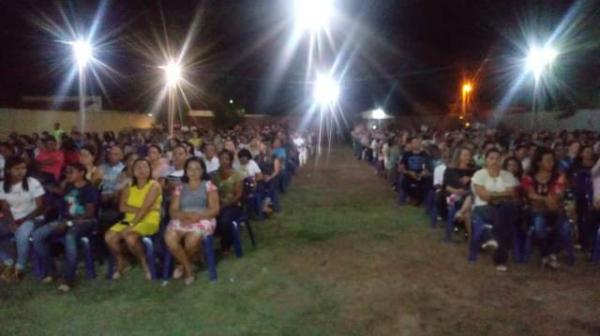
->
xmin=399 ymin=137 xmax=432 ymax=205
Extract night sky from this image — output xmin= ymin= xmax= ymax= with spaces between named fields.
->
xmin=0 ymin=0 xmax=598 ymax=116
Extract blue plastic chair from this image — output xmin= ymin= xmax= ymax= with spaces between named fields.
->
xmin=232 ymin=214 xmax=256 ymax=258
xmin=397 ymin=174 xmax=407 ymax=205
xmin=161 ymin=235 xmax=218 ymax=281
xmin=107 ymin=234 xmax=160 ymax=280
xmin=592 ymin=226 xmax=600 ymax=263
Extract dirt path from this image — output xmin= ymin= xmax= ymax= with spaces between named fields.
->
xmin=271 ymin=146 xmax=600 ymax=336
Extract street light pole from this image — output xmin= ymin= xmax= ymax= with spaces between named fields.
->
xmin=78 ymin=68 xmax=86 ymax=133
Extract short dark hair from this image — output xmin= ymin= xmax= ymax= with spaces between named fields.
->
xmin=148 ymin=144 xmax=162 ymax=154
xmin=67 ymin=162 xmax=88 ymax=179
xmin=484 ymin=148 xmax=501 ymax=158
xmin=219 ymin=149 xmax=234 ymax=162
xmin=238 ymin=148 xmax=252 ymax=160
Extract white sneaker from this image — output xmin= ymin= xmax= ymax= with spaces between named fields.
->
xmin=495 ymin=265 xmax=508 ymax=272
xmin=481 ymin=239 xmax=498 ymax=251
xmin=57 ymin=284 xmax=70 ymax=292
xmin=542 ymin=255 xmax=560 ymax=270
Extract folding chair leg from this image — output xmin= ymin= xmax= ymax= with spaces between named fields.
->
xmin=203 ymin=235 xmax=217 ymax=281
xmin=107 ymin=255 xmax=115 ymax=279
xmin=80 ymin=237 xmax=96 ymax=279
xmin=246 ymin=220 xmax=256 ymax=248
xmin=232 ymin=222 xmax=243 ymax=258
xmin=592 ymin=228 xmax=600 ymax=263
xmin=142 ymin=237 xmax=158 ymax=280
xmin=162 ymin=250 xmax=173 ymax=280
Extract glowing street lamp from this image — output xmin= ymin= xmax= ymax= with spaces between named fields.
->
xmin=461 ymin=81 xmax=473 ymax=117
xmin=70 ymin=39 xmax=94 ymax=133
xmin=526 ymin=46 xmax=558 ymax=81
xmin=163 ymin=61 xmax=182 ymax=88
xmin=161 ymin=60 xmax=183 ymax=136
xmin=525 ymin=45 xmax=558 ymax=129
xmin=71 ymin=39 xmax=93 ymax=69
xmin=294 ymin=0 xmax=333 ymax=33
xmin=313 ymin=73 xmax=340 ymax=107
xmin=462 ymin=83 xmax=472 ymax=94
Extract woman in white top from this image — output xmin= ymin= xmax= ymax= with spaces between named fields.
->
xmin=0 ymin=156 xmax=45 ymax=281
xmin=471 ymin=148 xmax=519 ymax=272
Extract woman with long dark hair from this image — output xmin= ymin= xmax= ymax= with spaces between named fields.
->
xmin=0 ymin=156 xmax=45 ymax=282
xmin=164 ymin=157 xmax=220 ymax=285
xmin=522 ymin=147 xmax=568 ymax=269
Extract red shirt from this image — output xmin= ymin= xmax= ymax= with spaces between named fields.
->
xmin=36 ymin=150 xmax=65 ymax=180
xmin=521 ymin=174 xmax=566 ymax=197
xmin=63 ymin=150 xmax=80 ymax=166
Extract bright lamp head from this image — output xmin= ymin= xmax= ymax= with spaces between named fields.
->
xmin=372 ymin=108 xmax=386 ymax=120
xmin=526 ymin=46 xmax=558 ymax=79
xmin=313 ymin=73 xmax=340 ymax=106
xmin=163 ymin=61 xmax=182 ymax=88
xmin=71 ymin=39 xmax=93 ymax=68
xmin=294 ymin=0 xmax=333 ymax=32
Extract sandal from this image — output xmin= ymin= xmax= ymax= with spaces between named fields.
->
xmin=111 ymin=272 xmax=122 ymax=280
xmin=173 ymin=265 xmax=184 ymax=280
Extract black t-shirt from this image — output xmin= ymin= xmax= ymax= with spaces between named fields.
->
xmin=61 ymin=182 xmax=99 ymax=219
xmin=401 ymin=151 xmax=431 ymax=174
xmin=443 ymin=167 xmax=477 ymax=190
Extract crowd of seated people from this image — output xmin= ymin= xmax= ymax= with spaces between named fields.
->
xmin=353 ymin=123 xmax=600 ymax=272
xmin=0 ymin=122 xmax=314 ymax=291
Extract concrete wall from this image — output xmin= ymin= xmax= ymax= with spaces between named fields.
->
xmin=0 ymin=108 xmax=154 ymax=137
xmin=492 ymin=109 xmax=600 ymax=131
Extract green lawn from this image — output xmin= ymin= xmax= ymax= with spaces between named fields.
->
xmin=1 ymin=147 xmax=600 ymax=336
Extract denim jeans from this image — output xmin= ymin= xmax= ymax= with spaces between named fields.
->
xmin=472 ymin=203 xmax=517 ymax=265
xmin=531 ymin=211 xmax=564 ymax=258
xmin=0 ymin=218 xmax=38 ymax=270
xmin=32 ymin=219 xmax=96 ymax=283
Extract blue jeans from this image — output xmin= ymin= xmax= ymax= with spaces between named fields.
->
xmin=531 ymin=212 xmax=565 ymax=258
xmin=0 ymin=218 xmax=38 ymax=270
xmin=472 ymin=203 xmax=517 ymax=264
xmin=32 ymin=219 xmax=96 ymax=283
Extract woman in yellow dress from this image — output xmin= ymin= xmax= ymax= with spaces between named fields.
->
xmin=104 ymin=158 xmax=162 ymax=280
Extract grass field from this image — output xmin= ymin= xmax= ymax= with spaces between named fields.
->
xmin=1 ymin=147 xmax=600 ymax=336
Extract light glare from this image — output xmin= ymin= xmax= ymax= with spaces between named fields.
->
xmin=314 ymin=73 xmax=340 ymax=106
xmin=462 ymin=83 xmax=473 ymax=93
xmin=71 ymin=40 xmax=93 ymax=68
xmin=163 ymin=61 xmax=182 ymax=88
xmin=294 ymin=0 xmax=333 ymax=32
xmin=526 ymin=46 xmax=558 ymax=79
xmin=372 ymin=108 xmax=386 ymax=120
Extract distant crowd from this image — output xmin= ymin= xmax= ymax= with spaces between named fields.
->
xmin=353 ymin=124 xmax=600 ymax=271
